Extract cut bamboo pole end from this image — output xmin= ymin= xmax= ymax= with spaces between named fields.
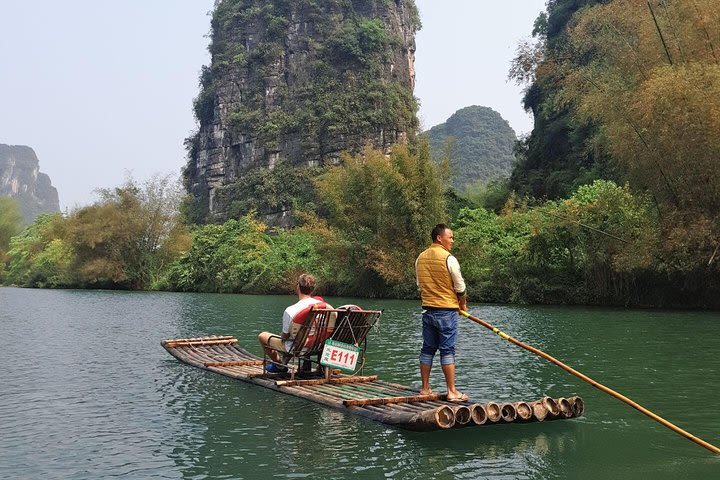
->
xmin=542 ymin=396 xmax=560 ymax=417
xmin=470 ymin=404 xmax=487 ymax=425
xmin=568 ymin=396 xmax=585 ymax=417
xmin=431 ymin=406 xmax=456 ymax=429
xmin=451 ymin=405 xmax=472 ymax=426
xmin=557 ymin=397 xmax=573 ymax=418
xmin=500 ymin=403 xmax=517 ymax=423
xmin=485 ymin=402 xmax=502 ymax=422
xmin=394 ymin=406 xmax=456 ymax=430
xmin=514 ymin=401 xmax=533 ymax=421
xmin=531 ymin=401 xmax=548 ymax=422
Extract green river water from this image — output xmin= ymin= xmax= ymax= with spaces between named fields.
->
xmin=1 ymin=287 xmax=719 ymax=479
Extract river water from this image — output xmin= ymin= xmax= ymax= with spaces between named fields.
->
xmin=1 ymin=287 xmax=719 ymax=479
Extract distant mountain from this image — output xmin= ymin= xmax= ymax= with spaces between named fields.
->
xmin=0 ymin=144 xmax=60 ymax=223
xmin=424 ymin=106 xmax=517 ymax=190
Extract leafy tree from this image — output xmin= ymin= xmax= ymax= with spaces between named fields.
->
xmin=312 ymin=143 xmax=446 ymax=296
xmin=0 ymin=196 xmax=22 ymax=255
xmin=558 ymin=0 xmax=720 ymax=285
xmin=66 ymin=175 xmax=189 ymax=289
xmin=4 ymin=214 xmax=73 ymax=288
xmin=519 ymin=180 xmax=657 ymax=303
xmin=508 ymin=0 xmax=613 ymax=201
xmin=461 ymin=177 xmax=512 ymax=213
xmin=211 ymin=161 xmax=321 ymax=223
xmin=250 ymin=229 xmax=331 ymax=294
xmin=164 ymin=214 xmax=333 ymax=294
xmin=164 ymin=216 xmax=270 ymax=293
xmin=453 ymin=206 xmax=533 ymax=303
xmin=454 ymin=180 xmax=658 ymax=305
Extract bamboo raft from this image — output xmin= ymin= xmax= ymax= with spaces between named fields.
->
xmin=162 ymin=336 xmax=584 ymax=431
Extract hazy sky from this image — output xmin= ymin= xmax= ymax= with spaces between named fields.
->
xmin=0 ymin=1 xmax=545 ymax=210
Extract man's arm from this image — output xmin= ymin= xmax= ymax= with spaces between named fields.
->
xmin=447 ymin=255 xmax=468 ymax=310
xmin=281 ymin=311 xmax=292 ymax=340
xmin=457 ymin=292 xmax=467 ymax=311
xmin=415 ymin=256 xmax=420 ymax=288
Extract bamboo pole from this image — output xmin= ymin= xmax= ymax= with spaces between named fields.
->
xmin=182 ymin=346 xmax=218 ymax=366
xmin=291 ymin=385 xmax=345 ymax=407
xmin=339 ymin=381 xmax=408 ymax=398
xmin=460 ymin=310 xmax=720 ymax=454
xmin=275 ymin=376 xmax=378 ymax=387
xmin=165 ymin=339 xmax=237 ymax=348
xmin=346 ymin=387 xmax=427 ymax=409
xmin=314 ymin=384 xmax=365 ymax=401
xmin=339 ymin=381 xmax=410 ymax=399
xmin=205 ymin=360 xmax=264 ymax=367
xmin=372 ymin=405 xmax=456 ymax=430
xmin=164 ymin=335 xmax=235 ymax=343
xmin=375 ymin=381 xmax=420 ymax=392
xmin=163 ymin=336 xmax=237 ymax=348
xmin=212 ymin=344 xmax=241 ymax=364
xmin=343 ymin=393 xmax=447 ymax=407
xmin=342 ymin=398 xmax=454 ymax=430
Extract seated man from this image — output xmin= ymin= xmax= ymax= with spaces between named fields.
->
xmin=258 ymin=273 xmax=323 ymax=373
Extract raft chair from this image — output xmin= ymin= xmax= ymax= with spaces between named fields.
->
xmin=324 ymin=306 xmax=382 ymax=377
xmin=264 ymin=306 xmax=382 ymax=380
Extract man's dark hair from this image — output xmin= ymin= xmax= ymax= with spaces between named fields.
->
xmin=431 ymin=223 xmax=449 ymax=242
xmin=297 ymin=273 xmax=316 ymax=295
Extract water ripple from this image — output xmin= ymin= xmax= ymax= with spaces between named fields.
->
xmin=1 ymin=288 xmax=719 ymax=479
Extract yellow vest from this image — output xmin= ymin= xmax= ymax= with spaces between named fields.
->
xmin=416 ymin=243 xmax=459 ymax=309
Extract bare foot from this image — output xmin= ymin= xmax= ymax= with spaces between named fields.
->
xmin=419 ymin=388 xmax=434 ymax=395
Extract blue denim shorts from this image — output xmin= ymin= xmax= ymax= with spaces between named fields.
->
xmin=419 ymin=309 xmax=458 ymax=366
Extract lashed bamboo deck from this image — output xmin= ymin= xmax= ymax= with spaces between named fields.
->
xmin=163 ymin=336 xmax=584 ymax=431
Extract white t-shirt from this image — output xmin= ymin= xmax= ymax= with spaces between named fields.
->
xmin=281 ymin=297 xmax=323 ymax=351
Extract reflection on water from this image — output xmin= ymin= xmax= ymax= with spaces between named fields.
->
xmin=1 ymin=287 xmax=719 ymax=479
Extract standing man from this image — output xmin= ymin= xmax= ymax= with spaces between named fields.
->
xmin=415 ymin=224 xmax=468 ymax=402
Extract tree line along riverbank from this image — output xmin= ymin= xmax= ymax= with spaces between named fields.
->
xmin=1 ymin=142 xmax=717 ymax=309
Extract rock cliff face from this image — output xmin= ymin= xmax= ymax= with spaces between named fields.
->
xmin=184 ymin=0 xmax=420 ymax=223
xmin=0 ymin=144 xmax=60 ymax=223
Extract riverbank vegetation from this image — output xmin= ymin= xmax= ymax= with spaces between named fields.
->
xmin=1 ymin=0 xmax=718 ymax=308
xmin=2 ymin=157 xmax=716 ymax=307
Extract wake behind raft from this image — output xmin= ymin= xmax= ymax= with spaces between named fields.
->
xmin=162 ymin=334 xmax=584 ymax=431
